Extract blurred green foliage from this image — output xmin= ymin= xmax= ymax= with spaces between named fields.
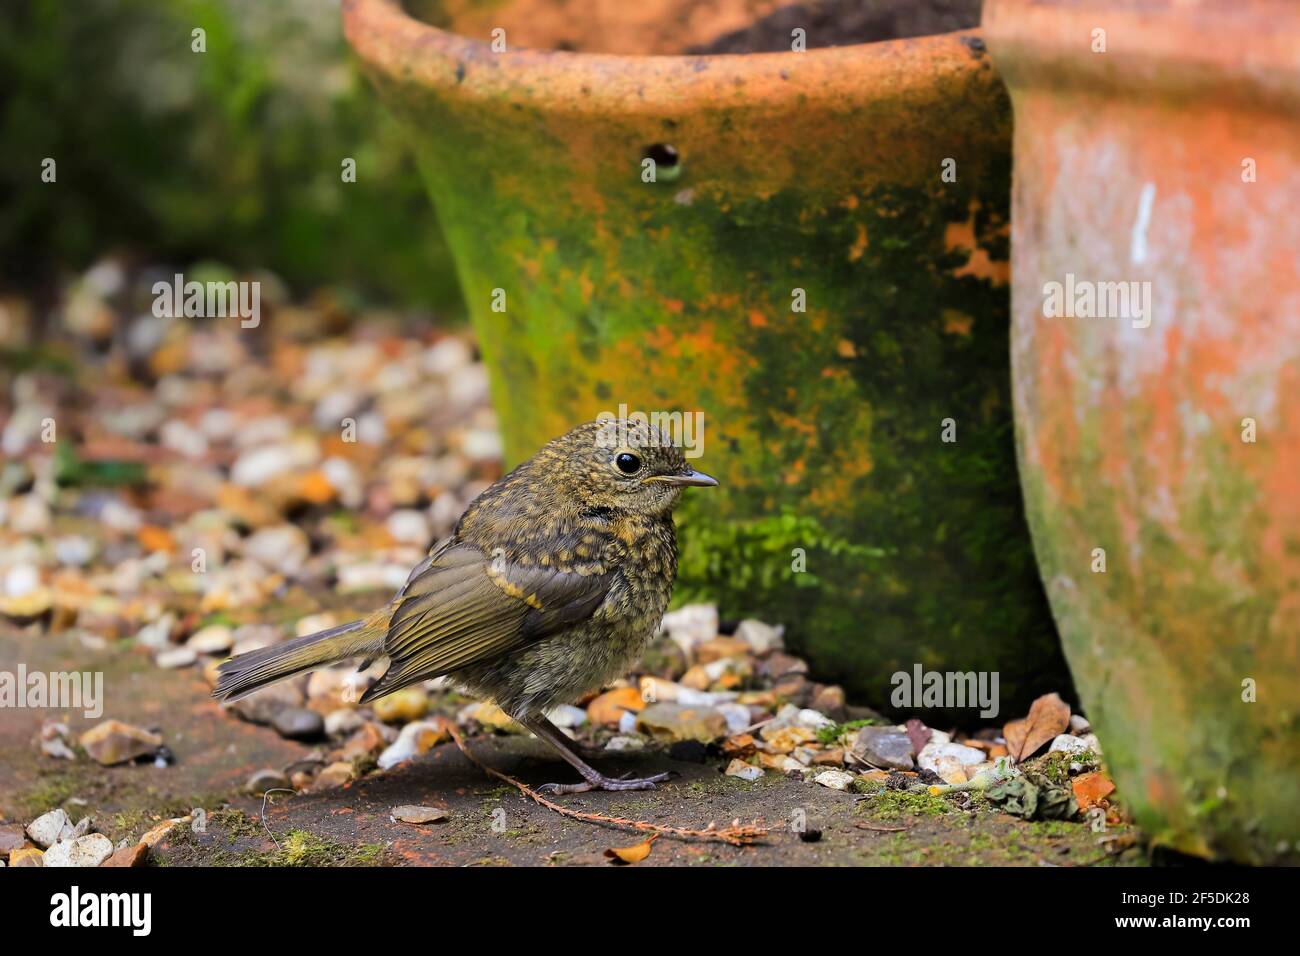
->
xmin=0 ymin=0 xmax=464 ymax=312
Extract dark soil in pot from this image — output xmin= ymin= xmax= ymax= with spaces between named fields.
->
xmin=408 ymin=0 xmax=983 ymax=56
xmin=690 ymin=0 xmax=982 ymax=54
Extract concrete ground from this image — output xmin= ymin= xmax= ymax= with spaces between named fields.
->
xmin=0 ymin=629 xmax=1140 ymax=867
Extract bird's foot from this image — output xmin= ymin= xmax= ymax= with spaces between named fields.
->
xmin=538 ymin=770 xmax=673 ymax=796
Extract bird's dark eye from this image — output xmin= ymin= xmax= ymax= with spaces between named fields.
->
xmin=615 ymin=452 xmax=642 ymax=475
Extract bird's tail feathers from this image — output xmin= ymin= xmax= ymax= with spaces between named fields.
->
xmin=213 ymin=615 xmax=386 ymax=702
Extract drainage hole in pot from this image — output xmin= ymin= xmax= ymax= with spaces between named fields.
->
xmin=642 ymin=143 xmax=681 ymax=182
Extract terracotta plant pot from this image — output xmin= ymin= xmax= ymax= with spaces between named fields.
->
xmin=343 ymin=0 xmax=1070 ymax=718
xmin=985 ymin=0 xmax=1300 ymax=861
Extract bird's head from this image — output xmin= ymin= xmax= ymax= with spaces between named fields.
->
xmin=528 ymin=418 xmax=717 ymax=517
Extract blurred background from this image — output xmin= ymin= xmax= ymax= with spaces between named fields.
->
xmin=1 ymin=0 xmax=464 ymax=318
xmin=0 ymin=0 xmax=504 ymax=690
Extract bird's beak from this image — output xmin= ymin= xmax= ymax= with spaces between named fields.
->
xmin=657 ymin=469 xmax=718 ymax=488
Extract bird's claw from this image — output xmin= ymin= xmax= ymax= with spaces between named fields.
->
xmin=538 ymin=771 xmax=673 ymax=796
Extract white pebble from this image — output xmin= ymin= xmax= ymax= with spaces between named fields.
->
xmin=734 ymin=619 xmax=784 ymax=655
xmin=43 ymin=833 xmax=114 ymax=868
xmin=725 ymin=759 xmax=764 ymax=782
xmin=386 ymin=509 xmax=431 ymax=546
xmin=545 ymin=704 xmax=588 ymax=729
xmin=377 ymin=720 xmax=443 ymax=770
xmin=26 ymin=809 xmax=71 ymax=848
xmin=814 ymin=770 xmax=856 ymax=791
xmin=716 ymin=703 xmax=752 ymax=735
xmin=917 ymin=741 xmax=985 ymax=773
xmin=155 ymin=647 xmax=197 ymax=669
xmin=658 ymin=603 xmax=718 ymax=656
xmin=797 ymin=708 xmax=836 ymax=731
xmin=3 ymin=564 xmax=40 ymax=598
xmin=187 ymin=625 xmax=233 ymax=654
xmin=1049 ymin=733 xmax=1088 ymax=755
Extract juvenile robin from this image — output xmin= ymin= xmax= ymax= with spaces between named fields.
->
xmin=214 ymin=418 xmax=716 ymax=793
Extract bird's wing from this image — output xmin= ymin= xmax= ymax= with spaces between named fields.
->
xmin=358 ymin=540 xmax=611 ymax=702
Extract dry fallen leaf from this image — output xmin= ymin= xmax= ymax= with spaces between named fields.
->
xmin=904 ymin=718 xmax=932 ymax=756
xmin=721 ymin=733 xmax=757 ymax=758
xmin=760 ymin=725 xmax=817 ymax=752
xmin=587 ymin=687 xmax=645 ymax=725
xmin=1072 ymin=771 xmax=1116 ymax=810
xmin=1003 ymin=692 xmax=1071 ymax=763
xmin=390 ymin=804 xmax=450 ymax=825
xmin=604 ymin=833 xmax=657 ymax=865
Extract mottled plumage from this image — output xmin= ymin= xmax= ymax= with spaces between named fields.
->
xmin=214 ymin=418 xmax=715 ymax=793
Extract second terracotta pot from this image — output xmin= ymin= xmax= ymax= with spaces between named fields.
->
xmin=987 ymin=0 xmax=1300 ymax=862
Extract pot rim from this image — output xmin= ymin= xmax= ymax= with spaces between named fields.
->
xmin=985 ymin=0 xmax=1300 ymax=109
xmin=342 ymin=0 xmax=991 ymax=112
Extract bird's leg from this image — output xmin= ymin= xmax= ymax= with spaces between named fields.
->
xmin=520 ymin=714 xmax=671 ymax=795
xmin=527 ymin=714 xmax=606 ymax=760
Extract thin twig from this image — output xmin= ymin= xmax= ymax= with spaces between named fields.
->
xmin=259 ymin=788 xmax=296 ymax=851
xmin=446 ymin=722 xmax=770 ymax=847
